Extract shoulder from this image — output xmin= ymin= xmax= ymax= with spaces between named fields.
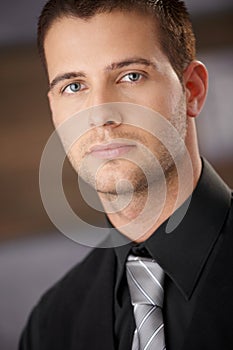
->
xmin=39 ymin=246 xmax=116 ymax=307
xmin=23 ymin=247 xmax=116 ymax=325
xmin=19 ymin=247 xmax=117 ymax=349
xmin=221 ymin=191 xmax=233 ymax=243
xmin=220 ymin=190 xmax=233 ymax=238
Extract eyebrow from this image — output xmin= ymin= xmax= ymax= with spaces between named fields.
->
xmin=49 ymin=72 xmax=86 ymax=91
xmin=49 ymin=57 xmax=157 ymax=91
xmin=105 ymin=57 xmax=158 ymax=71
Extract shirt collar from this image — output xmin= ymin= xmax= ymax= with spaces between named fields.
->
xmin=114 ymin=158 xmax=231 ymax=300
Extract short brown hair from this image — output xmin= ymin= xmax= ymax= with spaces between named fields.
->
xmin=37 ymin=0 xmax=196 ymax=81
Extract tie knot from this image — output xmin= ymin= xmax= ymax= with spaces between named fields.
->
xmin=126 ymin=255 xmax=165 ymax=307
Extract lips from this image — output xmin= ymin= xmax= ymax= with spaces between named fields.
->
xmin=88 ymin=142 xmax=136 ymax=159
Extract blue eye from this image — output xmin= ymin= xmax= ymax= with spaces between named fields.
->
xmin=63 ymin=82 xmax=82 ymax=94
xmin=121 ymin=72 xmax=143 ymax=83
xmin=129 ymin=73 xmax=141 ymax=81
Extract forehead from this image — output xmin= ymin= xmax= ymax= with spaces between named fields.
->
xmin=44 ymin=11 xmax=164 ymax=79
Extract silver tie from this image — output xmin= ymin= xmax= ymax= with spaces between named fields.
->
xmin=126 ymin=255 xmax=166 ymax=350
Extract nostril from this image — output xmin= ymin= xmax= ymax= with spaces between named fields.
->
xmin=104 ymin=120 xmax=115 ymax=126
xmin=88 ymin=107 xmax=123 ymax=128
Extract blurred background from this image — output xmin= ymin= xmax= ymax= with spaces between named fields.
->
xmin=0 ymin=0 xmax=233 ymax=349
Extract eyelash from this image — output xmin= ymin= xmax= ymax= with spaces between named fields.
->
xmin=119 ymin=72 xmax=146 ymax=83
xmin=61 ymin=82 xmax=85 ymax=95
xmin=61 ymin=72 xmax=146 ymax=95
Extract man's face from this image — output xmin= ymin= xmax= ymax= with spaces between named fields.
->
xmin=45 ymin=10 xmax=187 ymax=195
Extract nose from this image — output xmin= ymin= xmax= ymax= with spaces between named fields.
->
xmin=88 ymin=104 xmax=123 ymax=128
xmin=87 ymin=88 xmax=123 ymax=128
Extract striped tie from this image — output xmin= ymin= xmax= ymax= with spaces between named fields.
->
xmin=126 ymin=255 xmax=166 ymax=350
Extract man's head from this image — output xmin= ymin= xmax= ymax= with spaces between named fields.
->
xmin=38 ymin=0 xmax=208 ymax=213
xmin=38 ymin=0 xmax=196 ymax=82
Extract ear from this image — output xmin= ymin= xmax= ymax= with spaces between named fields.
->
xmin=183 ymin=61 xmax=208 ymax=118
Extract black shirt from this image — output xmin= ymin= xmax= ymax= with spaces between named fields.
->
xmin=19 ymin=158 xmax=233 ymax=350
xmin=113 ymin=159 xmax=231 ymax=350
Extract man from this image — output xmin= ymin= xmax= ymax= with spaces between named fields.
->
xmin=19 ymin=1 xmax=233 ymax=349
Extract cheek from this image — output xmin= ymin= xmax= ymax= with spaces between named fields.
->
xmin=51 ymin=105 xmax=75 ymax=130
xmin=148 ymin=88 xmax=183 ymax=120
xmin=48 ymin=95 xmax=63 ymax=127
xmin=49 ymin=94 xmax=83 ymax=127
xmin=122 ymin=82 xmax=175 ymax=118
xmin=51 ymin=112 xmax=64 ymax=130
